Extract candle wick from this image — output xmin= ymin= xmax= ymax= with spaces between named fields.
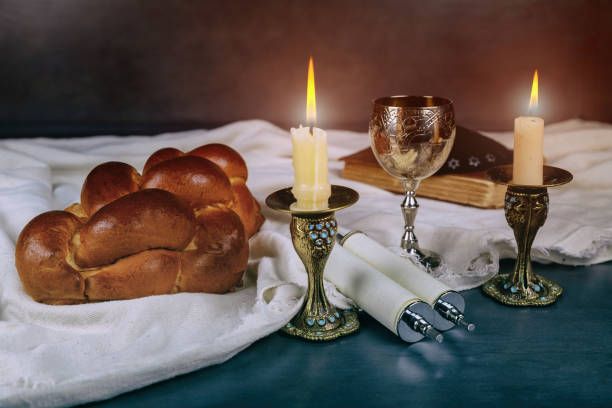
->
xmin=308 ymin=126 xmax=314 ymax=136
xmin=528 ymin=106 xmax=537 ymax=117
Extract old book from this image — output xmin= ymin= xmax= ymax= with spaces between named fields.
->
xmin=340 ymin=148 xmax=507 ymax=209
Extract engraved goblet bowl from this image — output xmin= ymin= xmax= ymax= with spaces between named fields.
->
xmin=369 ymin=95 xmax=456 ymax=271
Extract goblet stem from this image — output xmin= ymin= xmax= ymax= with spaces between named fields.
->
xmin=399 ymin=180 xmax=443 ymax=270
xmin=400 ymin=189 xmax=420 ymax=254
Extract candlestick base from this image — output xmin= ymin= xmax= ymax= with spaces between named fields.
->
xmin=485 ymin=165 xmax=572 ymax=307
xmin=266 ymin=185 xmax=360 ymax=341
xmin=283 ymin=308 xmax=360 ymax=341
xmin=482 ymin=273 xmax=563 ymax=307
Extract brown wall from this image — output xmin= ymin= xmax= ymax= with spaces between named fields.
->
xmin=0 ymin=0 xmax=610 ymax=137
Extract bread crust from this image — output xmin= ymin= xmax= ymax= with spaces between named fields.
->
xmin=189 ymin=143 xmax=248 ymax=180
xmin=81 ymin=162 xmax=141 ymax=216
xmin=15 ymin=211 xmax=85 ymax=303
xmin=15 ymin=143 xmax=264 ymax=304
xmin=142 ymin=156 xmax=233 ymax=208
xmin=74 ymin=189 xmax=196 ymax=268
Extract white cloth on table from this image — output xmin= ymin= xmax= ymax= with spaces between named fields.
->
xmin=0 ymin=119 xmax=611 ymax=407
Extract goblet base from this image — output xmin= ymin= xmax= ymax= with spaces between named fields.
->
xmin=407 ymin=247 xmax=443 ymax=271
xmin=390 ymin=246 xmax=444 ymax=273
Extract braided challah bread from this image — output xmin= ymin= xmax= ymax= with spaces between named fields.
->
xmin=15 ymin=143 xmax=264 ymax=304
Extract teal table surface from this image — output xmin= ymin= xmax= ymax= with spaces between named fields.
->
xmin=82 ymin=261 xmax=612 ymax=408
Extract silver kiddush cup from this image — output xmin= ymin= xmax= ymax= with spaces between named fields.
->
xmin=369 ymin=96 xmax=456 ymax=272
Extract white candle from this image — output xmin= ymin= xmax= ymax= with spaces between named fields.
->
xmin=513 ymin=70 xmax=544 ymax=185
xmin=291 ymin=57 xmax=331 ymax=209
xmin=291 ymin=125 xmax=331 ymax=209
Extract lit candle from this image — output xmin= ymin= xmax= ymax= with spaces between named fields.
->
xmin=513 ymin=70 xmax=544 ymax=185
xmin=291 ymin=57 xmax=331 ymax=209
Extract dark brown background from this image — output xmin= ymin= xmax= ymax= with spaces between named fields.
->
xmin=1 ymin=0 xmax=610 ymax=137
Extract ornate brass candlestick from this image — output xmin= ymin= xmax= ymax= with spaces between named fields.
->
xmin=266 ymin=185 xmax=360 ymax=341
xmin=484 ymin=165 xmax=573 ymax=306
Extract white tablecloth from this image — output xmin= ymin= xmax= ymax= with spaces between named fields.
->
xmin=1 ymin=119 xmax=611 ymax=407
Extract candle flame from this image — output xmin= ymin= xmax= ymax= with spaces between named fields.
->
xmin=529 ymin=69 xmax=539 ymax=110
xmin=306 ymin=56 xmax=317 ymax=126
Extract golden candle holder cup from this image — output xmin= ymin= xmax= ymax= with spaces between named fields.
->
xmin=266 ymin=185 xmax=360 ymax=341
xmin=484 ymin=165 xmax=573 ymax=306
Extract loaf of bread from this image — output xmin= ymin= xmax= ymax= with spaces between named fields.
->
xmin=15 ymin=143 xmax=264 ymax=304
